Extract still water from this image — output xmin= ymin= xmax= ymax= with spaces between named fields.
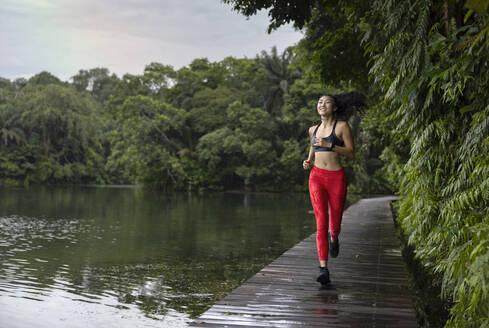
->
xmin=0 ymin=186 xmax=359 ymax=327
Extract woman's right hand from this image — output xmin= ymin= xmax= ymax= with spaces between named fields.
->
xmin=303 ymin=159 xmax=311 ymax=170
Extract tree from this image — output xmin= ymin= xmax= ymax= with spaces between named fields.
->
xmin=222 ymin=0 xmax=316 ymax=32
xmin=105 ymin=95 xmax=187 ymax=189
xmin=257 ymin=46 xmax=301 ymax=115
xmin=27 ymin=71 xmax=63 ymax=86
xmin=18 ymin=84 xmax=105 ymax=183
xmin=0 ymin=108 xmax=26 ymax=147
xmin=71 ymin=68 xmax=119 ymax=103
xmin=295 ymin=1 xmax=370 ymax=90
xmin=229 ymin=101 xmax=277 ymax=188
xmin=196 ymin=126 xmax=242 ymax=188
xmin=188 ymin=86 xmax=239 ymax=134
xmin=225 ymin=0 xmax=489 ymax=325
xmin=219 ymin=56 xmax=269 ymax=108
xmin=142 ymin=63 xmax=176 ymax=101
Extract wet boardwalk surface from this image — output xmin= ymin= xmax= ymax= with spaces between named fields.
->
xmin=191 ymin=196 xmax=418 ymax=327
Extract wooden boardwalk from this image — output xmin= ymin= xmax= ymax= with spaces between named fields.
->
xmin=191 ymin=196 xmax=418 ymax=327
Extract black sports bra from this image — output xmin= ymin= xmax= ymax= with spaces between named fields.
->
xmin=312 ymin=120 xmax=345 ymax=152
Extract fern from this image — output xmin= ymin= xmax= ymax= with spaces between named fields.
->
xmin=364 ymin=1 xmax=489 ymax=326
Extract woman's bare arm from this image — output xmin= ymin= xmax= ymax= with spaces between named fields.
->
xmin=303 ymin=126 xmax=316 ymax=169
xmin=333 ymin=122 xmax=354 ymax=159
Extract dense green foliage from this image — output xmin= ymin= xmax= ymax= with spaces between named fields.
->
xmin=1 ymin=48 xmax=381 ymax=192
xmin=0 ymin=74 xmax=105 ymax=185
xmin=2 ymin=0 xmax=488 ymax=324
xmin=226 ymin=0 xmax=489 ymax=326
xmin=365 ymin=1 xmax=489 ymax=326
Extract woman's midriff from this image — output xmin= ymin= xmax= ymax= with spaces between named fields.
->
xmin=314 ymin=152 xmax=343 ymax=171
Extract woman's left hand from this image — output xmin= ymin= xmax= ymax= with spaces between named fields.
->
xmin=313 ymin=139 xmax=332 ymax=149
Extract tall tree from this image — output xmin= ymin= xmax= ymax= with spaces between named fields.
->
xmin=105 ymin=95 xmax=186 ymax=188
xmin=257 ymin=46 xmax=301 ymax=115
xmin=19 ymin=84 xmax=104 ymax=183
xmin=0 ymin=109 xmax=25 ymax=147
xmin=71 ymin=68 xmax=119 ymax=104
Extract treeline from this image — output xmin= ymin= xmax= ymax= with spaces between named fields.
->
xmin=224 ymin=0 xmax=489 ymax=326
xmin=0 ymin=48 xmax=386 ymax=192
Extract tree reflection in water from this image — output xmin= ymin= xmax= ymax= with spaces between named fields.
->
xmin=1 ymin=186 xmax=337 ymax=326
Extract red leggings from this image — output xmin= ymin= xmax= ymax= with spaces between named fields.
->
xmin=308 ymin=166 xmax=347 ymax=261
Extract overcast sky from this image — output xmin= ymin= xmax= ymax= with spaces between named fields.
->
xmin=1 ymin=0 xmax=303 ymax=81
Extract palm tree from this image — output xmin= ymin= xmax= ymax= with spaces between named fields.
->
xmin=0 ymin=109 xmax=26 ymax=147
xmin=258 ymin=46 xmax=301 ymax=115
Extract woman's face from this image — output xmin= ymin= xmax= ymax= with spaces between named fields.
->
xmin=317 ymin=96 xmax=336 ymax=116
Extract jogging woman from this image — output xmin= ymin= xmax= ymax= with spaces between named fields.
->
xmin=302 ymin=93 xmax=364 ymax=285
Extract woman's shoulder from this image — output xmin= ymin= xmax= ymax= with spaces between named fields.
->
xmin=336 ymin=120 xmax=350 ymax=129
xmin=308 ymin=125 xmax=318 ymax=136
xmin=335 ymin=120 xmax=351 ymax=138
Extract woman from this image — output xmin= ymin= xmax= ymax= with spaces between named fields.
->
xmin=302 ymin=93 xmax=364 ymax=285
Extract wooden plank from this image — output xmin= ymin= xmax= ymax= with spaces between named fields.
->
xmin=190 ymin=196 xmax=418 ymax=327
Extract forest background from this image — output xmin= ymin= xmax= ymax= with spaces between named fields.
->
xmin=0 ymin=46 xmax=382 ymax=193
xmin=1 ymin=0 xmax=489 ymax=327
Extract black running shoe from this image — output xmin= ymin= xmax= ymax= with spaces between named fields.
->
xmin=316 ymin=266 xmax=330 ymax=285
xmin=329 ymin=232 xmax=339 ymax=258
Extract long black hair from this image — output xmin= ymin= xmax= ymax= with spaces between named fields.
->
xmin=323 ymin=91 xmax=367 ymax=120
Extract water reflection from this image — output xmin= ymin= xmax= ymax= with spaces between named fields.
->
xmin=311 ymin=284 xmax=339 ymax=319
xmin=0 ymin=187 xmax=320 ymax=327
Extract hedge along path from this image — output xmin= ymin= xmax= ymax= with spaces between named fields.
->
xmin=191 ymin=196 xmax=417 ymax=327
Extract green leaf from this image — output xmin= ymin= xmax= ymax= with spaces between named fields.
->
xmin=459 ymin=105 xmax=474 ymax=114
xmin=464 ymin=9 xmax=474 ymax=23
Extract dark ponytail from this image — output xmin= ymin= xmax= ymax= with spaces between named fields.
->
xmin=324 ymin=91 xmax=367 ymax=120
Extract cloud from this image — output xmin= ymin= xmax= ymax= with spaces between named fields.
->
xmin=1 ymin=0 xmax=302 ymax=80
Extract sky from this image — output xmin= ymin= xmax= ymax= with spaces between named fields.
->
xmin=1 ymin=0 xmax=303 ymax=81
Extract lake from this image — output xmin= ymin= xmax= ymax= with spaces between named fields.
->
xmin=0 ymin=186 xmax=360 ymax=327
